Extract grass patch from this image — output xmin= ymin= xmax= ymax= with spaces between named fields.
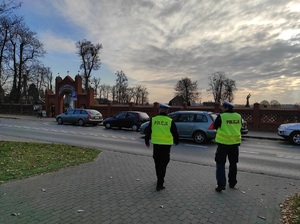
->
xmin=281 ymin=193 xmax=300 ymax=224
xmin=0 ymin=141 xmax=100 ymax=183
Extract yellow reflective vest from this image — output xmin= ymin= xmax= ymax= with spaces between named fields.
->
xmin=151 ymin=115 xmax=173 ymax=145
xmin=215 ymin=113 xmax=242 ymax=145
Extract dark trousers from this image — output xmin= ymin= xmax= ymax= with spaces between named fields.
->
xmin=215 ymin=144 xmax=239 ymax=187
xmin=153 ymin=144 xmax=171 ymax=188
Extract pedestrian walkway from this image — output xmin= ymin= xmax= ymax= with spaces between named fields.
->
xmin=0 ymin=114 xmax=298 ymax=223
xmin=0 ymin=150 xmax=299 ymax=224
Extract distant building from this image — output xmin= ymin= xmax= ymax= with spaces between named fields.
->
xmin=202 ymin=101 xmax=216 ymax=107
xmin=169 ymin=96 xmax=185 ymax=106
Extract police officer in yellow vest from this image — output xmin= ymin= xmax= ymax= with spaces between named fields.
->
xmin=214 ymin=100 xmax=242 ymax=192
xmin=145 ymin=103 xmax=179 ymax=191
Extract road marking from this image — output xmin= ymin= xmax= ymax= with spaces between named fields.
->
xmin=243 ymin=143 xmax=274 ymax=149
xmin=185 ymin=144 xmax=208 ymax=148
xmin=240 ymin=150 xmax=260 ymax=154
xmin=276 ymin=154 xmax=300 ymax=160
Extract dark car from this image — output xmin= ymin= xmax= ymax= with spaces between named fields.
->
xmin=56 ymin=109 xmax=103 ymax=126
xmin=103 ymin=111 xmax=150 ymax=131
xmin=140 ymin=111 xmax=217 ymax=143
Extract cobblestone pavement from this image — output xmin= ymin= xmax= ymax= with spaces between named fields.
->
xmin=0 ymin=150 xmax=299 ymax=224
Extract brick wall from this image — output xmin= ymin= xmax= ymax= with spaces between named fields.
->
xmin=1 ymin=102 xmax=299 ymax=132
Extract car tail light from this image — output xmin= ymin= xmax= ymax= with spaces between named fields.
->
xmin=88 ymin=114 xmax=91 ymax=120
xmin=209 ymin=122 xmax=215 ymax=130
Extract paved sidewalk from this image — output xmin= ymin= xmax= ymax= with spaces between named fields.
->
xmin=1 ymin=150 xmax=299 ymax=224
xmin=1 ymin=114 xmax=298 ymax=223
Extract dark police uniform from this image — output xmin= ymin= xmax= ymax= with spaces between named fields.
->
xmin=145 ymin=103 xmax=179 ymax=191
xmin=214 ymin=100 xmax=242 ymax=192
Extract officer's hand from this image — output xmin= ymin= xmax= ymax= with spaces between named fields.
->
xmin=146 ymin=144 xmax=150 ymax=149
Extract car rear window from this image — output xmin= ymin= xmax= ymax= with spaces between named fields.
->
xmin=210 ymin=113 xmax=218 ymax=121
xmin=89 ymin=110 xmax=101 ymax=115
xmin=140 ymin=113 xmax=149 ymax=119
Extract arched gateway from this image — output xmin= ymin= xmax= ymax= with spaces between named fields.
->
xmin=45 ymin=75 xmax=94 ymax=117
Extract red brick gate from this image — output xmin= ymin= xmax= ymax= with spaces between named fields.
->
xmin=45 ymin=75 xmax=94 ymax=117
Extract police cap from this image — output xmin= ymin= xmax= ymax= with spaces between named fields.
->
xmin=222 ymin=100 xmax=235 ymax=108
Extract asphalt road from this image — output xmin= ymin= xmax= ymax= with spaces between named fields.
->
xmin=1 ymin=116 xmax=299 ymax=180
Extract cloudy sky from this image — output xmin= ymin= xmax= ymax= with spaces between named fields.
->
xmin=16 ymin=0 xmax=300 ymax=105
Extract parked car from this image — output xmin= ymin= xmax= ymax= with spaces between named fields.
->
xmin=103 ymin=111 xmax=150 ymax=131
xmin=278 ymin=123 xmax=300 ymax=145
xmin=140 ymin=111 xmax=217 ymax=144
xmin=56 ymin=109 xmax=103 ymax=126
xmin=241 ymin=119 xmax=248 ymax=134
xmin=140 ymin=111 xmax=249 ymax=144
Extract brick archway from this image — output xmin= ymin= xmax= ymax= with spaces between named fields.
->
xmin=45 ymin=75 xmax=94 ymax=117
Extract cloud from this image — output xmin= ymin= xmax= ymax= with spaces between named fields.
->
xmin=39 ymin=31 xmax=76 ymax=54
xmin=24 ymin=0 xmax=300 ymax=104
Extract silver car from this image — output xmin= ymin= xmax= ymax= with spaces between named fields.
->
xmin=56 ymin=109 xmax=103 ymax=126
xmin=140 ymin=111 xmax=217 ymax=144
xmin=278 ymin=123 xmax=300 ymax=145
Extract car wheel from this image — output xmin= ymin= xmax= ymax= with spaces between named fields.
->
xmin=132 ymin=124 xmax=138 ymax=132
xmin=57 ymin=117 xmax=63 ymax=125
xmin=290 ymin=131 xmax=300 ymax=145
xmin=105 ymin=123 xmax=111 ymax=129
xmin=193 ymin=131 xmax=207 ymax=144
xmin=78 ymin=119 xmax=85 ymax=126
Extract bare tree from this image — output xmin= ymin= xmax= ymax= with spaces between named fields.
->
xmin=133 ymin=85 xmax=148 ymax=105
xmin=91 ymin=77 xmax=100 ymax=98
xmin=8 ymin=20 xmax=45 ymax=102
xmin=44 ymin=67 xmax=53 ymax=90
xmin=0 ymin=1 xmax=22 ymax=102
xmin=104 ymin=85 xmax=111 ymax=100
xmin=140 ymin=86 xmax=149 ymax=105
xmin=76 ymin=39 xmax=102 ymax=91
xmin=115 ymin=70 xmax=128 ymax=104
xmin=174 ymin=77 xmax=199 ymax=105
xmin=270 ymin=99 xmax=281 ymax=108
xmin=260 ymin=100 xmax=270 ymax=108
xmin=133 ymin=85 xmax=142 ymax=105
xmin=208 ymin=71 xmax=237 ymax=103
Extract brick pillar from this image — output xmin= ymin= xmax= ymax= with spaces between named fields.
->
xmin=214 ymin=103 xmax=220 ymax=113
xmin=253 ymin=103 xmax=260 ymax=130
xmin=107 ymin=102 xmax=112 ymax=117
xmin=129 ymin=102 xmax=134 ymax=111
xmin=153 ymin=102 xmax=159 ymax=116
